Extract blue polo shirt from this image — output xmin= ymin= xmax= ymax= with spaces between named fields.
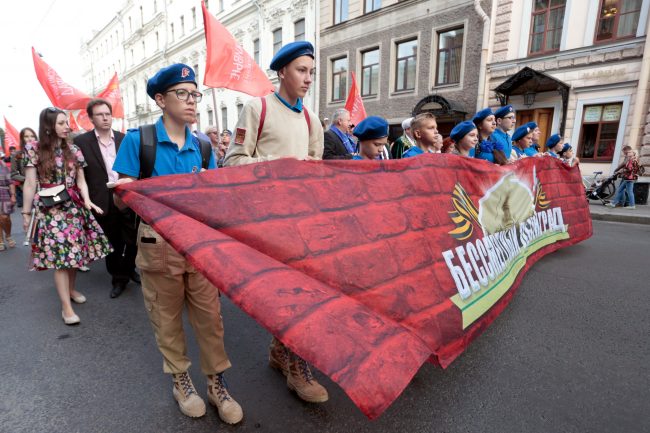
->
xmin=402 ymin=146 xmax=425 ymax=158
xmin=113 ymin=116 xmax=216 ymax=178
xmin=274 ymin=92 xmax=303 ymax=113
xmin=352 ymin=155 xmax=364 ymax=160
xmin=492 ymin=128 xmax=512 ymax=159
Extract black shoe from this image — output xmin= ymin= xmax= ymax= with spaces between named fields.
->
xmin=110 ymin=282 xmax=126 ymax=299
xmin=130 ymin=270 xmax=141 ymax=284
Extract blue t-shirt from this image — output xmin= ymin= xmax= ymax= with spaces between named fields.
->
xmin=402 ymin=146 xmax=425 ymax=158
xmin=352 ymin=155 xmax=364 ymax=160
xmin=113 ymin=116 xmax=216 ymax=178
xmin=492 ymin=128 xmax=512 ymax=159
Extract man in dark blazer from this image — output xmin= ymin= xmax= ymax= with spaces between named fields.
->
xmin=74 ymin=99 xmax=137 ymax=298
xmin=323 ymin=108 xmax=355 ymax=160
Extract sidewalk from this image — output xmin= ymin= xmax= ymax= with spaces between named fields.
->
xmin=589 ymin=202 xmax=650 ymax=225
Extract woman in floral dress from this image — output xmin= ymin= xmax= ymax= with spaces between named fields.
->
xmin=21 ymin=108 xmax=112 ymax=325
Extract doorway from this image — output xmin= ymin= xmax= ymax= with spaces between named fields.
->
xmin=517 ymin=108 xmax=554 ymax=152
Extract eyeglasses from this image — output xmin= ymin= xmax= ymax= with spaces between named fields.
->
xmin=164 ymin=89 xmax=203 ymax=103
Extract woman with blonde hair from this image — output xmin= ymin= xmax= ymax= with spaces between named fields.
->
xmin=22 ymin=108 xmax=112 ymax=325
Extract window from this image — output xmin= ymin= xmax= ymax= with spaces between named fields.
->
xmin=334 ymin=0 xmax=349 ymax=24
xmin=207 ymin=109 xmax=214 ymax=125
xmin=156 ymin=32 xmax=160 ymax=50
xmin=171 ymin=23 xmax=175 ymax=41
xmin=154 ymin=0 xmax=158 ymax=13
xmin=253 ymin=39 xmax=260 ymax=64
xmin=129 ymin=17 xmax=132 ymax=33
xmin=331 ymin=57 xmax=347 ymax=101
xmin=222 ymin=107 xmax=228 ymax=130
xmin=436 ymin=27 xmax=464 ymax=86
xmin=192 ymin=7 xmax=197 ymax=29
xmin=361 ymin=48 xmax=379 ymax=97
xmin=219 ymin=0 xmax=224 ymax=12
xmin=196 ymin=112 xmax=201 ymax=129
xmin=365 ymin=0 xmax=380 ymax=13
xmin=180 ymin=16 xmax=185 ymax=35
xmin=130 ymin=48 xmax=134 ymax=65
xmin=595 ymin=0 xmax=643 ymax=42
xmin=395 ymin=39 xmax=417 ymax=92
xmin=273 ymin=29 xmax=282 ymax=55
xmin=140 ymin=6 xmax=144 ymax=26
xmin=194 ymin=64 xmax=200 ymax=84
xmin=529 ymin=0 xmax=566 ymax=55
xmin=578 ymin=103 xmax=623 ymax=161
xmin=141 ymin=41 xmax=145 ymax=58
xmin=294 ymin=19 xmax=305 ymax=41
xmin=236 ymin=103 xmax=243 ymax=117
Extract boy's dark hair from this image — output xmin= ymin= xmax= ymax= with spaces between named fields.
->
xmin=86 ymin=98 xmax=113 ymax=117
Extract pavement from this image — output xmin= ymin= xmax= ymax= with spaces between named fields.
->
xmin=1 ymin=213 xmax=649 ymax=433
xmin=589 ymin=202 xmax=650 ymax=225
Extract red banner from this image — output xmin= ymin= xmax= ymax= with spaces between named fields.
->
xmin=345 ymin=72 xmax=367 ymax=126
xmin=32 ymin=47 xmax=91 ymax=110
xmin=3 ymin=117 xmax=21 ymax=154
xmin=67 ymin=111 xmax=80 ymax=132
xmin=97 ymin=72 xmax=125 ymax=118
xmin=75 ymin=110 xmax=94 ymax=131
xmin=201 ymin=1 xmax=275 ymax=96
xmin=116 ymin=155 xmax=591 ymax=419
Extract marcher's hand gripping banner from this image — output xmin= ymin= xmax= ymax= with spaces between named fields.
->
xmin=116 ymin=155 xmax=592 ymax=419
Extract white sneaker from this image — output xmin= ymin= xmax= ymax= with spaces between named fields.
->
xmin=623 ymin=205 xmax=636 ymax=209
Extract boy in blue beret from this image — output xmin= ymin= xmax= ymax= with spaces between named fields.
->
xmin=450 ymin=121 xmax=479 ymax=157
xmin=352 ymin=116 xmax=389 ymax=159
xmin=493 ymin=105 xmax=516 ymax=160
xmin=558 ymin=143 xmax=579 ymax=167
xmin=224 ymin=41 xmax=329 ymax=405
xmin=545 ymin=133 xmax=564 ymax=158
xmin=511 ymin=125 xmax=534 ymax=158
xmin=524 ymin=122 xmax=541 ymax=156
xmin=473 ymin=108 xmax=507 ymax=164
xmin=403 ymin=113 xmax=441 ymax=157
xmin=113 ymin=63 xmax=244 ymax=425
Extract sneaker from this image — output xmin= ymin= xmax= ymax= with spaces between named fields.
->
xmin=5 ymin=237 xmax=16 ymax=248
xmin=172 ymin=372 xmax=206 ymax=418
xmin=0 ymin=243 xmax=5 ymax=251
xmin=269 ymin=337 xmax=289 ymax=376
xmin=623 ymin=205 xmax=636 ymax=209
xmin=207 ymin=373 xmax=243 ymax=424
xmin=286 ymin=353 xmax=328 ymax=403
xmin=605 ymin=203 xmax=616 ymax=208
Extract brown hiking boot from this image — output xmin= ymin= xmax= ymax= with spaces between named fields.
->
xmin=268 ymin=337 xmax=289 ymax=376
xmin=286 ymin=353 xmax=329 ymax=403
xmin=172 ymin=372 xmax=206 ymax=418
xmin=207 ymin=373 xmax=244 ymax=424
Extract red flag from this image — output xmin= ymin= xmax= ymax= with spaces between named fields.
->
xmin=76 ymin=110 xmax=94 ymax=131
xmin=3 ymin=117 xmax=21 ymax=154
xmin=345 ymin=72 xmax=367 ymax=126
xmin=67 ymin=112 xmax=80 ymax=132
xmin=97 ymin=72 xmax=125 ymax=118
xmin=32 ymin=47 xmax=91 ymax=110
xmin=117 ymin=156 xmax=592 ymax=419
xmin=201 ymin=1 xmax=274 ymax=96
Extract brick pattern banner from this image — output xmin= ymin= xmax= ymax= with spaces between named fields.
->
xmin=117 ymin=154 xmax=592 ymax=419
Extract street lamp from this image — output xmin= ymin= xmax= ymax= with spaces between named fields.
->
xmin=523 ymin=90 xmax=536 ymax=107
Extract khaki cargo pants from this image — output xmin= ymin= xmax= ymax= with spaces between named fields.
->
xmin=136 ymin=223 xmax=231 ymax=375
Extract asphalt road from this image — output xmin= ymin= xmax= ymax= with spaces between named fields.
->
xmin=1 ymin=213 xmax=648 ymax=433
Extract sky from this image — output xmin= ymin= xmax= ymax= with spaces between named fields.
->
xmin=0 ymin=0 xmax=124 ymax=132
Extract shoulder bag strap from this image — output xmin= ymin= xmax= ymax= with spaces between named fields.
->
xmin=139 ymin=125 xmax=157 ymax=179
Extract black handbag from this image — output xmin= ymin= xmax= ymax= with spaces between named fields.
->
xmin=39 ymin=184 xmax=71 ymax=207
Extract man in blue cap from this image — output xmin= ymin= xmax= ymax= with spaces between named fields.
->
xmin=493 ymin=105 xmax=516 ymax=160
xmin=113 ymin=63 xmax=243 ymax=425
xmin=224 ymin=42 xmax=329 ymax=404
xmin=224 ymin=40 xmax=323 ymax=167
xmin=352 ymin=116 xmax=389 ymax=159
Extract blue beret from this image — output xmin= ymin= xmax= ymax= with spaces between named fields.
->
xmin=494 ymin=105 xmax=514 ymax=119
xmin=147 ymin=63 xmax=197 ymax=99
xmin=525 ymin=121 xmax=538 ymax=130
xmin=270 ymin=41 xmax=314 ymax=71
xmin=353 ymin=116 xmax=388 ymax=141
xmin=546 ymin=133 xmax=562 ymax=149
xmin=511 ymin=125 xmax=532 ymax=142
xmin=472 ymin=108 xmax=494 ymax=125
xmin=450 ymin=121 xmax=477 ymax=143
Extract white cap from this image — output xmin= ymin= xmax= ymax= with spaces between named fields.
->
xmin=401 ymin=117 xmax=413 ymax=130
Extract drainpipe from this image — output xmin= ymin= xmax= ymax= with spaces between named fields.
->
xmin=313 ymin=0 xmax=320 ymax=115
xmin=627 ymin=15 xmax=650 ymax=160
xmin=474 ymin=0 xmax=491 ymax=111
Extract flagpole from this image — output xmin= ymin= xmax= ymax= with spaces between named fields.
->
xmin=211 ymin=88 xmax=221 ymax=135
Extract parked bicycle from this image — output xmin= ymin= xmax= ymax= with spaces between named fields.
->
xmin=582 ymin=171 xmax=618 ymax=204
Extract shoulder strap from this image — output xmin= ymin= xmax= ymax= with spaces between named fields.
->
xmin=256 ymin=97 xmax=267 ymax=143
xmin=197 ymin=136 xmax=211 ymax=170
xmin=303 ymin=106 xmax=311 ymax=133
xmin=139 ymin=125 xmax=157 ymax=179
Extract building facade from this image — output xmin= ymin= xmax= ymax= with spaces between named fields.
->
xmin=80 ymin=0 xmax=319 ymax=133
xmin=485 ymin=0 xmax=650 ymax=178
xmin=319 ymin=0 xmax=492 ymax=139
